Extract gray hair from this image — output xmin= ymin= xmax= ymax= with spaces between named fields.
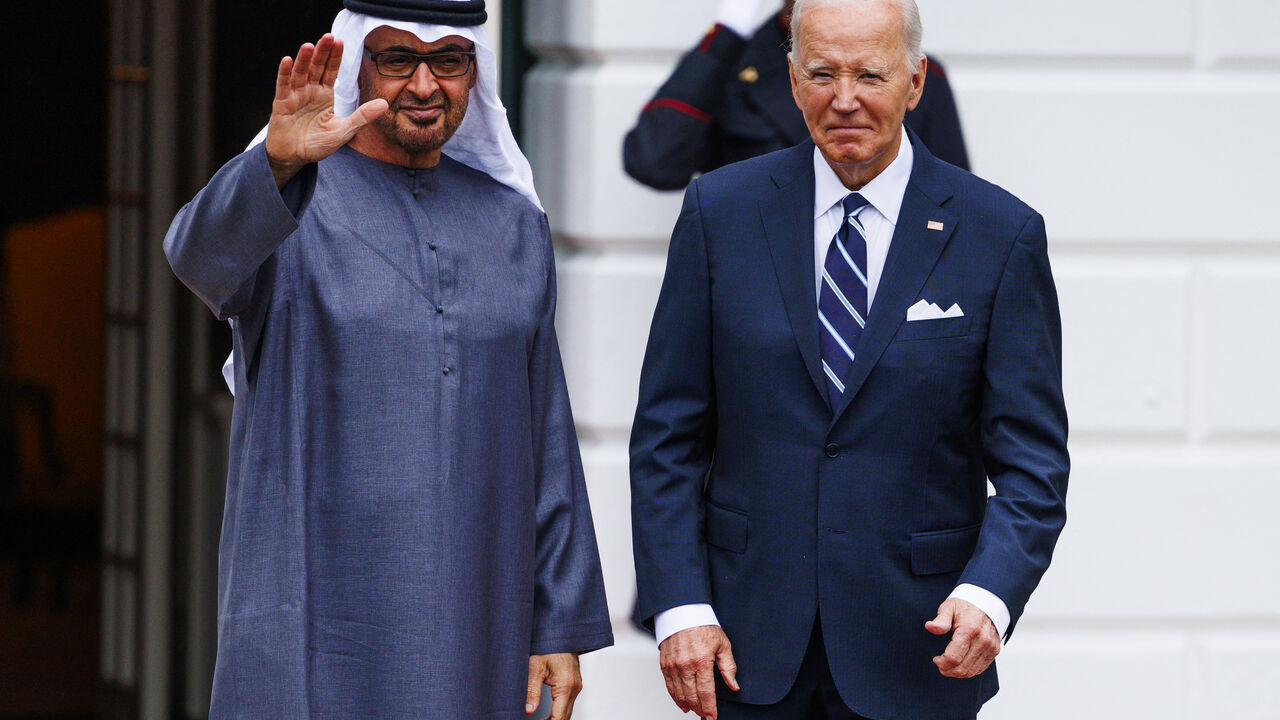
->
xmin=788 ymin=0 xmax=924 ymax=71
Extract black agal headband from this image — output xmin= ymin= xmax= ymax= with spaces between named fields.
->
xmin=343 ymin=0 xmax=487 ymax=26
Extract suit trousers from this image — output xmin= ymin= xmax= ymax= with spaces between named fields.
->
xmin=716 ymin=617 xmax=977 ymax=720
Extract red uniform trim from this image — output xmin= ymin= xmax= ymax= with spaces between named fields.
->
xmin=643 ymin=98 xmax=713 ymax=124
xmin=698 ymin=23 xmax=723 ymax=52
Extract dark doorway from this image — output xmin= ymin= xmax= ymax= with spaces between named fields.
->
xmin=212 ymin=0 xmax=345 ymax=167
xmin=0 ymin=3 xmax=109 ymax=720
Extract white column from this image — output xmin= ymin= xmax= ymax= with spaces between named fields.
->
xmin=525 ymin=2 xmax=717 ymax=717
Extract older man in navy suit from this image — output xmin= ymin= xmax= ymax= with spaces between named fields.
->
xmin=629 ymin=0 xmax=1069 ymax=718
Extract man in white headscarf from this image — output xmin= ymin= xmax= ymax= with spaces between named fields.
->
xmin=163 ymin=2 xmax=612 ymax=718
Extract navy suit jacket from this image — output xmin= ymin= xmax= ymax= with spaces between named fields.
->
xmin=630 ymin=132 xmax=1069 ymax=720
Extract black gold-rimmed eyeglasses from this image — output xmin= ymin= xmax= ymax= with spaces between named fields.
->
xmin=363 ymin=48 xmax=476 ymax=78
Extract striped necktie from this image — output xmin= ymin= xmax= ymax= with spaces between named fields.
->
xmin=819 ymin=193 xmax=872 ymax=402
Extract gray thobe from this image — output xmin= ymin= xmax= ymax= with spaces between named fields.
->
xmin=164 ymin=143 xmax=613 ymax=719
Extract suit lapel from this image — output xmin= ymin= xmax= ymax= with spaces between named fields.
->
xmin=761 ymin=142 xmax=829 ymax=406
xmin=830 ymin=135 xmax=958 ymax=424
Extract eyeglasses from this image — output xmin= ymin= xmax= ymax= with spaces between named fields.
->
xmin=363 ymin=48 xmax=476 ymax=78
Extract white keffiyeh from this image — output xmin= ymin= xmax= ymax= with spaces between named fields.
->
xmin=247 ymin=9 xmax=539 ymax=210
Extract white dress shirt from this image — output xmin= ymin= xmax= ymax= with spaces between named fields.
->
xmin=654 ymin=128 xmax=1009 ymax=646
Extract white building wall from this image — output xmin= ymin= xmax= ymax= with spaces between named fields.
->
xmin=523 ymin=1 xmax=1280 ymax=717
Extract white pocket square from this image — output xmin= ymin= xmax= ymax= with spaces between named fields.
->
xmin=906 ymin=298 xmax=964 ymax=321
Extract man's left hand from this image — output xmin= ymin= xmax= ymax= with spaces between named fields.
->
xmin=527 ymin=653 xmax=582 ymax=719
xmin=925 ymin=598 xmax=1001 ymax=678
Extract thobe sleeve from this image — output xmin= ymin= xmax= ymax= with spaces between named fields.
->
xmin=526 ymin=214 xmax=615 ymax=656
xmin=163 ymin=143 xmax=314 ymax=379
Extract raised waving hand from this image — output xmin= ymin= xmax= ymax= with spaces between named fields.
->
xmin=264 ymin=34 xmax=388 ymax=188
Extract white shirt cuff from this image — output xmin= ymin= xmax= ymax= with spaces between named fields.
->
xmin=653 ymin=603 xmax=721 ymax=646
xmin=948 ymin=583 xmax=1011 ymax=638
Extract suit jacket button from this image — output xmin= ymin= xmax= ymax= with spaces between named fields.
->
xmin=825 ymin=443 xmax=840 ymax=459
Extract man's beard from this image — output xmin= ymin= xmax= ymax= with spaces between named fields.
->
xmin=372 ymin=89 xmax=469 ymax=155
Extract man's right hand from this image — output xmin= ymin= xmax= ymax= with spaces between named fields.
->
xmin=714 ymin=0 xmax=771 ymax=38
xmin=265 ymin=34 xmax=389 ymax=189
xmin=658 ymin=625 xmax=740 ymax=719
